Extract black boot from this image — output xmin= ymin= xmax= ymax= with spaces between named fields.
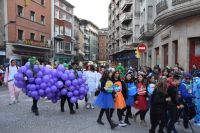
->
xmin=70 ymin=110 xmax=76 ymax=114
xmin=110 ymin=122 xmax=118 ymax=130
xmin=34 ymin=108 xmax=39 ymax=116
xmin=97 ymin=119 xmax=104 ymax=125
xmin=149 ymin=129 xmax=155 ymax=133
xmin=125 ymin=120 xmax=131 ymax=125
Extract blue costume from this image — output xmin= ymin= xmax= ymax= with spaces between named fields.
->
xmin=193 ymin=77 xmax=200 ymax=125
xmin=126 ymin=82 xmax=137 ymax=106
xmin=147 ymin=83 xmax=155 ymax=108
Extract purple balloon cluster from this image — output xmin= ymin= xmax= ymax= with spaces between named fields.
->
xmin=14 ymin=63 xmax=88 ymax=104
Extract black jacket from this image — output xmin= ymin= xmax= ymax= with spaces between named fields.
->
xmin=151 ymin=90 xmax=167 ymax=112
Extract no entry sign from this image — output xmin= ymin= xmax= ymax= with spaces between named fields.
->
xmin=138 ymin=43 xmax=146 ymax=53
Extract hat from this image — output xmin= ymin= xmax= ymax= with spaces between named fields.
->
xmin=184 ymin=72 xmax=192 ymax=79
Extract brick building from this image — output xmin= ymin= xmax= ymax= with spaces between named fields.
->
xmin=4 ymin=0 xmax=52 ymax=65
xmin=53 ymin=0 xmax=75 ymax=63
xmin=98 ymin=28 xmax=108 ymax=64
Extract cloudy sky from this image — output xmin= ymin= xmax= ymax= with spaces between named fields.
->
xmin=67 ymin=0 xmax=110 ymax=28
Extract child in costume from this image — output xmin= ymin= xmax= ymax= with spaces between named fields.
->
xmin=95 ymin=71 xmax=118 ymax=129
xmin=193 ymin=75 xmax=200 ymax=126
xmin=134 ymin=74 xmax=148 ymax=126
xmin=110 ymin=71 xmax=127 ymax=127
xmin=147 ymin=74 xmax=156 ymax=108
xmin=124 ymin=72 xmax=137 ymax=125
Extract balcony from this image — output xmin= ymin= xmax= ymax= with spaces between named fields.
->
xmin=120 ymin=12 xmax=133 ymax=24
xmin=84 ymin=34 xmax=89 ymax=39
xmin=121 ymin=30 xmax=132 ymax=38
xmin=120 ymin=43 xmax=134 ymax=52
xmin=121 ymin=0 xmax=132 ymax=11
xmin=115 ymin=21 xmax=120 ymax=29
xmin=115 ymin=8 xmax=120 ymax=16
xmin=156 ymin=0 xmax=168 ymax=14
xmin=155 ymin=0 xmax=200 ymax=25
xmin=139 ymin=24 xmax=154 ymax=41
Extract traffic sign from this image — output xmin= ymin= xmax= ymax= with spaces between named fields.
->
xmin=138 ymin=43 xmax=146 ymax=53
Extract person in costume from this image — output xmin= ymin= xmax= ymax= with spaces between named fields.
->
xmin=110 ymin=71 xmax=127 ymax=127
xmin=133 ymin=74 xmax=148 ymax=126
xmin=115 ymin=63 xmax=125 ymax=80
xmin=147 ymin=74 xmax=156 ymax=108
xmin=4 ymin=58 xmax=20 ymax=105
xmin=149 ymin=78 xmax=170 ymax=133
xmin=193 ymin=72 xmax=200 ymax=126
xmin=178 ymin=73 xmax=196 ymax=132
xmin=124 ymin=72 xmax=137 ymax=125
xmin=85 ymin=65 xmax=99 ymax=109
xmin=95 ymin=71 xmax=118 ymax=129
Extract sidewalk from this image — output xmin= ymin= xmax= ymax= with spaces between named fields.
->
xmin=0 ymin=85 xmax=8 ymax=91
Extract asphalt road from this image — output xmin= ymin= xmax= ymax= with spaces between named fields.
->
xmin=0 ymin=86 xmax=199 ymax=133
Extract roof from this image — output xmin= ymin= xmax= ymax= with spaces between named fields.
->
xmin=80 ymin=19 xmax=99 ymax=29
xmin=60 ymin=0 xmax=74 ymax=8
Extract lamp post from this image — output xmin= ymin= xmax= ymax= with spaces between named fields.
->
xmin=3 ymin=20 xmax=16 ymax=63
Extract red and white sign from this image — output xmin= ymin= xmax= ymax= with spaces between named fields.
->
xmin=138 ymin=43 xmax=147 ymax=53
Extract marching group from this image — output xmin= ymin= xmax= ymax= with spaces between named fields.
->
xmin=2 ymin=58 xmax=200 ymax=132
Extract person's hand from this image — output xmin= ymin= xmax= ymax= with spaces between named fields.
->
xmin=135 ymin=101 xmax=139 ymax=104
xmin=166 ymin=97 xmax=171 ymax=102
xmin=180 ymin=104 xmax=184 ymax=108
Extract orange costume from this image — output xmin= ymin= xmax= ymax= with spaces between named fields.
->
xmin=114 ymin=81 xmax=126 ymax=109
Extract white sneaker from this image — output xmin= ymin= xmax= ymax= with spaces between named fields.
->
xmin=194 ymin=122 xmax=200 ymax=126
xmin=91 ymin=105 xmax=95 ymax=109
xmin=86 ymin=104 xmax=90 ymax=109
xmin=118 ymin=121 xmax=127 ymax=127
xmin=9 ymin=101 xmax=16 ymax=105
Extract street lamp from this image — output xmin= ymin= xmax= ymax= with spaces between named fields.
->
xmin=3 ymin=21 xmax=16 ymax=62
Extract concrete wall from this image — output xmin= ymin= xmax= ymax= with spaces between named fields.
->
xmin=147 ymin=15 xmax=200 ymax=71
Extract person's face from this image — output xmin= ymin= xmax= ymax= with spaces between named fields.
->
xmin=150 ymin=76 xmax=155 ymax=83
xmin=173 ymin=79 xmax=180 ymax=86
xmin=126 ymin=74 xmax=131 ymax=81
xmin=164 ymin=70 xmax=168 ymax=76
xmin=114 ymin=72 xmax=120 ymax=79
xmin=138 ymin=75 xmax=143 ymax=82
xmin=185 ymin=77 xmax=191 ymax=83
xmin=101 ymin=68 xmax=105 ymax=74
xmin=193 ymin=65 xmax=196 ymax=69
xmin=109 ymin=72 xmax=112 ymax=78
xmin=11 ymin=60 xmax=16 ymax=66
xmin=173 ymin=67 xmax=179 ymax=72
xmin=88 ymin=65 xmax=91 ymax=70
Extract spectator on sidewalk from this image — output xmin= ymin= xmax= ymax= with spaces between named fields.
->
xmin=4 ymin=58 xmax=20 ymax=105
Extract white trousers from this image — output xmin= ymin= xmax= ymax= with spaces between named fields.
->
xmin=8 ymin=81 xmax=20 ymax=102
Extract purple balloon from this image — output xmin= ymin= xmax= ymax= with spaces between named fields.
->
xmin=69 ymin=69 xmax=74 ymax=73
xmin=14 ymin=81 xmax=19 ymax=87
xmin=67 ymin=92 xmax=73 ymax=98
xmin=28 ymin=91 xmax=32 ymax=97
xmin=61 ymin=74 xmax=68 ymax=81
xmin=40 ymin=82 xmax=47 ymax=89
xmin=79 ymin=95 xmax=85 ymax=100
xmin=17 ymin=73 xmax=24 ymax=81
xmin=73 ymin=90 xmax=79 ymax=96
xmin=51 ymin=69 xmax=57 ymax=77
xmin=43 ymin=75 xmax=50 ymax=83
xmin=57 ymin=64 xmax=65 ymax=72
xmin=57 ymin=71 xmax=63 ymax=78
xmin=61 ymin=89 xmax=68 ymax=95
xmin=72 ymin=79 xmax=78 ymax=86
xmin=56 ymin=81 xmax=64 ymax=89
xmin=64 ymin=70 xmax=70 ymax=74
xmin=28 ymin=77 xmax=35 ymax=83
xmin=78 ymin=78 xmax=83 ymax=85
xmin=77 ymin=71 xmax=83 ymax=77
xmin=47 ymin=93 xmax=53 ymax=99
xmin=45 ymin=87 xmax=51 ymax=94
xmin=25 ymin=62 xmax=31 ymax=69
xmin=43 ymin=67 xmax=51 ymax=75
xmin=33 ymin=65 xmax=40 ymax=72
xmin=70 ymin=97 xmax=77 ymax=103
xmin=51 ymin=85 xmax=57 ymax=92
xmin=65 ymin=80 xmax=71 ymax=86
xmin=35 ymin=78 xmax=42 ymax=85
xmin=69 ymin=86 xmax=75 ymax=91
xmin=34 ymin=96 xmax=40 ymax=100
xmin=26 ymin=70 xmax=33 ymax=78
xmin=79 ymin=87 xmax=85 ymax=94
xmin=38 ymin=89 xmax=45 ymax=96
xmin=21 ymin=66 xmax=27 ymax=73
xmin=31 ymin=91 xmax=38 ymax=97
xmin=37 ymin=71 xmax=43 ymax=78
xmin=68 ymin=73 xmax=75 ymax=80
xmin=22 ymin=88 xmax=27 ymax=93
xmin=35 ymin=85 xmax=40 ymax=90
xmin=30 ymin=84 xmax=36 ymax=91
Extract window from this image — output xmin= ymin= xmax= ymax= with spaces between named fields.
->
xmin=41 ymin=0 xmax=44 ymax=6
xmin=41 ymin=35 xmax=45 ymax=42
xmin=30 ymin=33 xmax=35 ymax=40
xmin=41 ymin=15 xmax=45 ymax=24
xmin=65 ymin=27 xmax=72 ymax=37
xmin=148 ymin=6 xmax=153 ymax=21
xmin=60 ymin=12 xmax=66 ymax=20
xmin=18 ymin=30 xmax=23 ymax=40
xmin=17 ymin=5 xmax=23 ymax=17
xmin=30 ymin=11 xmax=35 ymax=22
xmin=55 ymin=25 xmax=59 ymax=36
xmin=60 ymin=26 xmax=64 ymax=35
xmin=65 ymin=43 xmax=71 ymax=51
xmin=55 ymin=9 xmax=59 ymax=19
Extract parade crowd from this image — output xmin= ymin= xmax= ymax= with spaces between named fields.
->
xmin=2 ymin=58 xmax=200 ymax=133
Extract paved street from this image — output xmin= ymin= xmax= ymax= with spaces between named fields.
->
xmin=0 ymin=86 xmax=199 ymax=133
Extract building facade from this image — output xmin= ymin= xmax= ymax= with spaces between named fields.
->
xmin=80 ymin=19 xmax=99 ymax=62
xmin=139 ymin=0 xmax=200 ymax=71
xmin=53 ymin=0 xmax=74 ymax=63
xmin=4 ymin=0 xmax=52 ymax=65
xmin=73 ymin=16 xmax=85 ymax=62
xmin=108 ymin=0 xmax=141 ymax=68
xmin=0 ymin=0 xmax=5 ymax=65
xmin=98 ymin=28 xmax=108 ymax=64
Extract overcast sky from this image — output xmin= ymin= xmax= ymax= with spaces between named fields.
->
xmin=67 ymin=0 xmax=110 ymax=29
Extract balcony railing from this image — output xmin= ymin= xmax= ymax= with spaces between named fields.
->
xmin=120 ymin=12 xmax=133 ymax=22
xmin=120 ymin=43 xmax=133 ymax=51
xmin=147 ymin=23 xmax=154 ymax=31
xmin=172 ymin=0 xmax=192 ymax=6
xmin=121 ymin=30 xmax=132 ymax=38
xmin=156 ymin=0 xmax=168 ymax=14
xmin=121 ymin=0 xmax=132 ymax=9
xmin=140 ymin=25 xmax=144 ymax=34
